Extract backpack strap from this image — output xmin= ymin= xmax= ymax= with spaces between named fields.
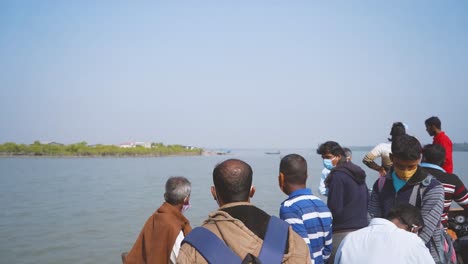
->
xmin=258 ymin=216 xmax=289 ymax=264
xmin=409 ymin=175 xmax=433 ymax=206
xmin=182 ymin=216 xmax=289 ymax=264
xmin=182 ymin=227 xmax=242 ymax=264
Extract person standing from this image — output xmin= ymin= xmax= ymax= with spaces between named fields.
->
xmin=124 ymin=176 xmax=192 ymax=264
xmin=177 ymin=159 xmax=311 ymax=264
xmin=316 ymin=141 xmax=368 ymax=263
xmin=421 ymin=144 xmax=468 ymax=228
xmin=363 ymin=122 xmax=406 ymax=177
xmin=368 ymin=135 xmax=445 ymax=263
xmin=425 ymin=116 xmax=454 ymax=173
xmin=279 ymin=154 xmax=333 ymax=263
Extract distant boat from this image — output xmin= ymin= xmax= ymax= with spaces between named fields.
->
xmin=265 ymin=151 xmax=280 ymax=155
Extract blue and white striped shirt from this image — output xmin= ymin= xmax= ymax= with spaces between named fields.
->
xmin=280 ymin=188 xmax=333 ymax=264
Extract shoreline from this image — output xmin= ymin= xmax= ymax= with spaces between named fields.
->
xmin=0 ymin=152 xmax=202 ymax=158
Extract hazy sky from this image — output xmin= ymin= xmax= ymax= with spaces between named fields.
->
xmin=1 ymin=1 xmax=467 ymax=148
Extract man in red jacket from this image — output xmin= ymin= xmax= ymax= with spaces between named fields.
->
xmin=425 ymin=116 xmax=453 ymax=173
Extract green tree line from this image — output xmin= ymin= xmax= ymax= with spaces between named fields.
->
xmin=0 ymin=141 xmax=202 ymax=157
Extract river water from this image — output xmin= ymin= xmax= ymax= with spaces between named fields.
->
xmin=1 ymin=150 xmax=467 ymax=264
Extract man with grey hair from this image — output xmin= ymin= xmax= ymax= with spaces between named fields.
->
xmin=124 ymin=176 xmax=192 ymax=264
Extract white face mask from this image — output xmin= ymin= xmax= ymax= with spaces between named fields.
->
xmin=182 ymin=203 xmax=191 ymax=213
xmin=181 ymin=197 xmax=190 ymax=213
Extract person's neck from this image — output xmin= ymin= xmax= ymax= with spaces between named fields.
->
xmin=219 ymin=200 xmax=250 ymax=208
xmin=286 ymin=184 xmax=306 ymax=195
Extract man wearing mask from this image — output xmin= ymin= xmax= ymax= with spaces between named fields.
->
xmin=317 ymin=141 xmax=368 ymax=263
xmin=123 ymin=176 xmax=192 ymax=264
xmin=368 ymin=135 xmax=445 ymax=263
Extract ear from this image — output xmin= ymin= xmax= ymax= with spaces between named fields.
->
xmin=278 ymin=173 xmax=285 ymax=188
xmin=211 ymin=186 xmax=217 ymax=200
xmin=389 ymin=153 xmax=393 ymax=162
xmin=249 ymin=185 xmax=256 ymax=198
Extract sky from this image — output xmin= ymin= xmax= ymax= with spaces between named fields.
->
xmin=1 ymin=1 xmax=467 ymax=149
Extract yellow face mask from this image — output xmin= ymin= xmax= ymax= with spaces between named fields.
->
xmin=394 ymin=167 xmax=417 ymax=181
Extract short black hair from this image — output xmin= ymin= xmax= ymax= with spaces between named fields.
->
xmin=391 ymin=135 xmax=422 ymax=161
xmin=422 ymin=144 xmax=446 ymax=167
xmin=213 ymin=159 xmax=253 ymax=203
xmin=280 ymin=154 xmax=307 ymax=185
xmin=425 ymin=116 xmax=441 ymax=130
xmin=316 ymin=141 xmax=345 ymax=157
xmin=387 ymin=203 xmax=424 ymax=229
xmin=389 ymin=122 xmax=406 ymax=141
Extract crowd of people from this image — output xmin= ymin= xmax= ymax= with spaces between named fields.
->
xmin=122 ymin=116 xmax=467 ymax=264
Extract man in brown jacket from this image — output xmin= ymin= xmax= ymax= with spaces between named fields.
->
xmin=177 ymin=159 xmax=311 ymax=264
xmin=124 ymin=176 xmax=192 ymax=264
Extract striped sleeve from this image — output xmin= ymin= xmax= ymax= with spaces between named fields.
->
xmin=453 ymin=175 xmax=468 ymax=208
xmin=419 ymin=183 xmax=444 ymax=244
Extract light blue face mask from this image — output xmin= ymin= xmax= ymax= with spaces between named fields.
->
xmin=323 ymin=158 xmax=335 ymax=170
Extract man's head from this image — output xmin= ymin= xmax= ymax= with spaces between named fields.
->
xmin=425 ymin=116 xmax=441 ymax=137
xmin=317 ymin=141 xmax=345 ymax=170
xmin=164 ymin=176 xmax=191 ymax=209
xmin=388 ymin=122 xmax=406 ymax=141
xmin=422 ymin=144 xmax=446 ymax=167
xmin=279 ymin=154 xmax=307 ymax=194
xmin=343 ymin=148 xmax=352 ymax=162
xmin=390 ymin=135 xmax=422 ymax=181
xmin=211 ymin=159 xmax=255 ymax=206
xmin=387 ymin=203 xmax=424 ymax=234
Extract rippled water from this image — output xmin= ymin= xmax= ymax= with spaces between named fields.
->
xmin=1 ymin=150 xmax=467 ymax=264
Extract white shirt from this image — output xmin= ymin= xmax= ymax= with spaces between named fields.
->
xmin=170 ymin=230 xmax=184 ymax=264
xmin=334 ymin=218 xmax=435 ymax=264
xmin=363 ymin=142 xmax=392 ymax=168
xmin=318 ymin=168 xmax=330 ymax=196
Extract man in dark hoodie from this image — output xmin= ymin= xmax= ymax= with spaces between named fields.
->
xmin=317 ymin=141 xmax=369 ymax=263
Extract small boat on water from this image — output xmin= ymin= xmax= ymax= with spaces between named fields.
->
xmin=265 ymin=151 xmax=280 ymax=155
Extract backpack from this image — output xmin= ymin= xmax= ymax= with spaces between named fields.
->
xmin=378 ymin=175 xmax=457 ymax=264
xmin=182 ymin=216 xmax=289 ymax=264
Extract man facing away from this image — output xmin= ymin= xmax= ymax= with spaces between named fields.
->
xmin=363 ymin=122 xmax=406 ymax=177
xmin=368 ymin=135 xmax=445 ymax=263
xmin=335 ymin=203 xmax=434 ymax=264
xmin=124 ymin=176 xmax=192 ymax=264
xmin=425 ymin=116 xmax=453 ymax=173
xmin=421 ymin=144 xmax=468 ymax=228
xmin=316 ymin=141 xmax=368 ymax=264
xmin=279 ymin=154 xmax=333 ymax=263
xmin=177 ymin=159 xmax=311 ymax=264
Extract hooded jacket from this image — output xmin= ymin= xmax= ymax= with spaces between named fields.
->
xmin=326 ymin=161 xmax=369 ymax=231
xmin=177 ymin=202 xmax=312 ymax=264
